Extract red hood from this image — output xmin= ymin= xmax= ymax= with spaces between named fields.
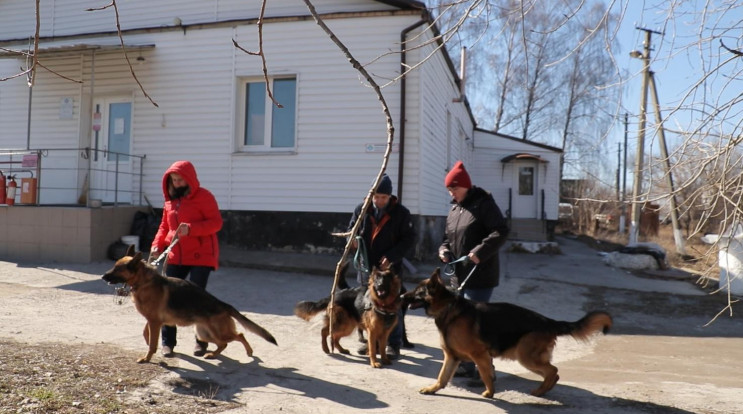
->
xmin=162 ymin=160 xmax=200 ymax=200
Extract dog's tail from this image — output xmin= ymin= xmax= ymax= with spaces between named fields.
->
xmin=561 ymin=311 xmax=613 ymax=341
xmin=293 ymin=297 xmax=331 ymax=321
xmin=229 ymin=308 xmax=278 ymax=346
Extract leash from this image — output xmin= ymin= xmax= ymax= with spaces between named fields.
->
xmin=443 ymin=255 xmax=478 ymax=292
xmin=353 ymin=235 xmax=370 ymax=275
xmin=113 ymin=237 xmax=179 ymax=306
xmin=149 ymin=236 xmax=179 ymax=267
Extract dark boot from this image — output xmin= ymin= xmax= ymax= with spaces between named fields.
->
xmin=193 ymin=339 xmax=208 ymax=357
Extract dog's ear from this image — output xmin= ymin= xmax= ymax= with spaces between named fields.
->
xmin=132 ymin=251 xmax=143 ymax=265
xmin=126 ymin=254 xmax=141 ymax=272
xmin=431 ymin=268 xmax=443 ymax=285
xmin=125 ymin=244 xmax=136 ymax=257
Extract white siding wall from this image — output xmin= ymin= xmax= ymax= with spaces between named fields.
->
xmin=0 ymin=74 xmax=28 ymax=149
xmin=414 ymin=32 xmax=474 ymax=217
xmin=471 ymin=131 xmax=561 ymax=220
xmin=1 ymin=14 xmax=423 ymax=214
xmin=0 ymin=55 xmax=86 ymax=204
xmin=226 ymin=17 xmax=408 ymax=213
xmin=0 ymin=0 xmax=399 ymax=40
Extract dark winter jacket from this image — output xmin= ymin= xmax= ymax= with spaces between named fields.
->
xmin=152 ymin=161 xmax=223 ymax=269
xmin=439 ymin=186 xmax=509 ymax=289
xmin=348 ymin=196 xmax=415 ymax=274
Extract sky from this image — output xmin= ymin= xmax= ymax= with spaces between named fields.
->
xmin=447 ymin=1 xmax=737 ymax=184
xmin=596 ymin=1 xmax=741 ymax=190
xmin=432 ymin=1 xmax=738 ymax=188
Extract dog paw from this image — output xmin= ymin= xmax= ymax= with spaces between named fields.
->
xmin=136 ymin=357 xmax=150 ymax=364
xmin=381 ymin=358 xmax=392 ymax=365
xmin=481 ymin=390 xmax=494 ymax=398
xmin=419 ymin=386 xmax=438 ymax=395
xmin=339 ymin=349 xmax=350 ymax=355
xmin=204 ymin=352 xmax=217 ymax=359
xmin=371 ymin=361 xmax=383 ymax=368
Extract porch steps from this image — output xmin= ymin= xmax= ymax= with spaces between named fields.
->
xmin=508 ymin=218 xmax=548 ymax=242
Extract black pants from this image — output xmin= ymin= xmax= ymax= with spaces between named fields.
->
xmin=161 ymin=264 xmax=212 ymax=348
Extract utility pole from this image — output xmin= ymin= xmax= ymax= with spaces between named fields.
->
xmin=616 ymin=142 xmax=621 ymax=201
xmin=649 ymin=71 xmax=686 ymax=254
xmin=629 ymin=28 xmax=659 ymax=245
xmin=619 ymin=113 xmax=628 ymax=233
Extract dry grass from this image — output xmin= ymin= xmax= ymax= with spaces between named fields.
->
xmin=0 ymin=339 xmax=240 ymax=413
xmin=560 ymin=223 xmax=720 ymax=280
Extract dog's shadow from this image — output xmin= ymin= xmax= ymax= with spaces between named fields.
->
xmin=157 ymin=349 xmax=697 ymax=413
xmin=306 ymin=338 xmax=446 ymax=379
xmin=160 ymin=354 xmax=388 ymax=410
xmin=426 ymin=372 xmax=699 ymax=414
xmin=338 ymin=343 xmax=697 ymax=414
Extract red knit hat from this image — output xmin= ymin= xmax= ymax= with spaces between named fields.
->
xmin=444 ymin=161 xmax=472 ymax=188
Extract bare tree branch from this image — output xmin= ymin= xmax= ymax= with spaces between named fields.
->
xmin=231 ymin=0 xmax=282 ymax=108
xmin=86 ymin=1 xmax=158 ymax=107
xmin=301 ymin=0 xmax=396 ymax=353
xmin=720 ymin=39 xmax=743 ymax=57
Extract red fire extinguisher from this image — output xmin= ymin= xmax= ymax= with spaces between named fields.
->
xmin=0 ymin=171 xmax=5 ymax=205
xmin=6 ymin=175 xmax=17 ymax=206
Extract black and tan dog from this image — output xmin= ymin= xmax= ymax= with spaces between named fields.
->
xmin=102 ymin=246 xmax=277 ymax=363
xmin=403 ymin=269 xmax=612 ymax=398
xmin=294 ymin=267 xmax=402 ymax=368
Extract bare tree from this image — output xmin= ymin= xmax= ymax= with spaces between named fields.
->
xmin=557 ymin=3 xmax=621 ymax=185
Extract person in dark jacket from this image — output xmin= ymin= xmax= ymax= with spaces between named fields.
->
xmin=439 ymin=161 xmax=509 ymax=299
xmin=348 ymin=174 xmax=416 ymax=359
xmin=438 ymin=161 xmax=509 ymax=380
xmin=150 ymin=160 xmax=223 ymax=358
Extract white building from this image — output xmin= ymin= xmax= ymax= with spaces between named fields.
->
xmin=0 ymin=0 xmax=560 ymax=262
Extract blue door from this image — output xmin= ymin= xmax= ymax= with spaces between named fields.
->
xmin=91 ymin=98 xmax=132 ymax=204
xmin=107 ymin=102 xmax=131 ymax=162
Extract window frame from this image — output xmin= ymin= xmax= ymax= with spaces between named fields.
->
xmin=235 ymin=75 xmax=297 ymax=154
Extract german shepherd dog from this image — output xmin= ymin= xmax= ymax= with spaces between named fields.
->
xmin=102 ymin=246 xmax=277 ymax=363
xmin=294 ymin=267 xmax=402 ymax=368
xmin=403 ymin=269 xmax=612 ymax=398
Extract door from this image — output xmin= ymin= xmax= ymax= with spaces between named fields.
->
xmin=511 ymin=162 xmax=538 ymax=218
xmin=90 ymin=98 xmax=132 ymax=204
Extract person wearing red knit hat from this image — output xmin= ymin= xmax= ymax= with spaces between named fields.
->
xmin=444 ymin=160 xmax=472 ymax=189
xmin=439 ymin=160 xmax=510 ymax=384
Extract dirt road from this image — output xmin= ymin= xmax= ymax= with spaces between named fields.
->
xmin=0 ymin=236 xmax=741 ymax=413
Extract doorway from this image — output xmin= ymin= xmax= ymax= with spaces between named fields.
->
xmin=90 ymin=97 xmax=132 ymax=204
xmin=511 ymin=162 xmax=538 ymax=218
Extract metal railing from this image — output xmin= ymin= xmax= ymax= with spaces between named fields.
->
xmin=0 ymin=147 xmax=146 ymax=206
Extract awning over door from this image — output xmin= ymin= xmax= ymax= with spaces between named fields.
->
xmin=0 ymin=43 xmax=154 ymax=58
xmin=500 ymin=153 xmax=549 ymax=163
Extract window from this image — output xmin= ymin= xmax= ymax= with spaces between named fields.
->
xmin=238 ymin=77 xmax=296 ymax=152
xmin=518 ymin=166 xmax=534 ymax=195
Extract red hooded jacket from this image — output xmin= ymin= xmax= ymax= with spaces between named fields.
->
xmin=152 ymin=161 xmax=223 ymax=269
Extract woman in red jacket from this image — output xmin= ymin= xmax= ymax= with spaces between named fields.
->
xmin=150 ymin=160 xmax=223 ymax=358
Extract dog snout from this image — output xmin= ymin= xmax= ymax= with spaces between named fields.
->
xmin=102 ymin=272 xmax=124 ymax=285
